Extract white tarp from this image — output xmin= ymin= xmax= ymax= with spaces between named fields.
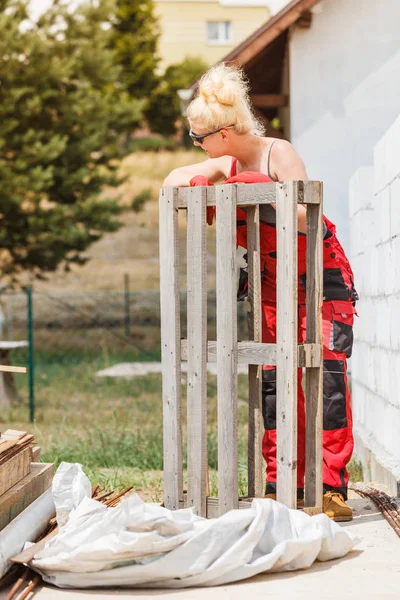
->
xmin=30 ymin=462 xmax=360 ymax=589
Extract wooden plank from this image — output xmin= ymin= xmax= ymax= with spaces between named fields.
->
xmin=177 ymin=183 xmax=276 ymax=208
xmin=11 ymin=527 xmax=58 ymax=564
xmin=176 ymin=182 xmax=322 ymax=209
xmin=186 ymin=186 xmax=208 ymax=517
xmin=276 ymin=181 xmax=298 ymax=509
xmin=181 ymin=340 xmax=321 ymax=368
xmin=0 ymin=366 xmax=27 ymax=374
xmin=305 ymin=182 xmax=324 ymax=509
xmin=206 ymin=497 xmax=252 ymax=519
xmin=302 ymin=505 xmax=323 ymax=516
xmin=178 ymin=495 xmax=253 ymax=517
xmin=159 ymin=187 xmax=183 ymax=511
xmin=0 ymin=463 xmax=53 ymax=531
xmin=216 ymin=184 xmax=238 ymax=515
xmin=0 ymin=448 xmax=31 ymax=496
xmin=31 ymin=446 xmax=41 ymax=462
xmin=298 ymin=180 xmax=323 ymax=205
xmin=246 ymin=205 xmax=263 ymax=499
xmin=251 ymin=94 xmax=289 ymax=108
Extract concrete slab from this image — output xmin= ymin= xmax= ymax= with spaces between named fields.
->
xmin=2 ymin=496 xmax=399 ymax=599
xmin=96 ymin=362 xmax=248 ymax=378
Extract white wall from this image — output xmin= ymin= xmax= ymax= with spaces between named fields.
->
xmin=289 ymin=0 xmax=400 ymax=253
xmin=349 ymin=114 xmax=400 ymax=495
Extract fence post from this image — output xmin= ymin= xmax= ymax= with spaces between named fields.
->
xmin=26 ymin=286 xmax=35 ymax=424
xmin=124 ymin=273 xmax=130 ymax=337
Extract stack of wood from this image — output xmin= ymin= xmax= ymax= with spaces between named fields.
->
xmin=0 ymin=430 xmax=53 ymax=531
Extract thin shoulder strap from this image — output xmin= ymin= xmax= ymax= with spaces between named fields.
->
xmin=230 ymin=157 xmax=237 ymax=177
xmin=267 ymin=140 xmax=277 ymax=181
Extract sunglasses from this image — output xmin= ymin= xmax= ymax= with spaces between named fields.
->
xmin=189 ymin=125 xmax=235 ymax=144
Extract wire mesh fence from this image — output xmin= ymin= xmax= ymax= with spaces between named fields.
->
xmin=0 ymin=283 xmax=249 ymax=423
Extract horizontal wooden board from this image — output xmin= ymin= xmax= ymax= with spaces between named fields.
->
xmin=0 ymin=463 xmax=53 ymax=531
xmin=178 ymin=495 xmax=322 ymax=518
xmin=0 ymin=447 xmax=31 ymax=496
xmin=179 ymin=495 xmax=252 ymax=518
xmin=181 ymin=340 xmax=321 ymax=368
xmin=175 ymin=181 xmax=322 ymax=208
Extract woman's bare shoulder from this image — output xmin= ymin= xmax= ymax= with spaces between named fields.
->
xmin=268 ymin=138 xmax=308 ymax=181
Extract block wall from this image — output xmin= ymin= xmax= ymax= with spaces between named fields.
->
xmin=349 ymin=114 xmax=400 ymax=494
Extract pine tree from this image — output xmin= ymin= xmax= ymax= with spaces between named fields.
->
xmin=111 ymin=0 xmax=160 ymax=98
xmin=0 ymin=0 xmax=142 ymax=282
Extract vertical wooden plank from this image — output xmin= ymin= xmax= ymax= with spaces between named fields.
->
xmin=186 ymin=186 xmax=208 ymax=517
xmin=305 ymin=182 xmax=324 ymax=509
xmin=246 ymin=204 xmax=263 ymax=499
xmin=159 ymin=187 xmax=183 ymax=510
xmin=216 ymin=184 xmax=238 ymax=514
xmin=276 ymin=181 xmax=298 ymax=509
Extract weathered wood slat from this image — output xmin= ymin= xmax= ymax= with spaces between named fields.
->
xmin=0 ymin=448 xmax=31 ymax=496
xmin=159 ymin=188 xmax=183 ymax=511
xmin=186 ymin=187 xmax=208 ymax=517
xmin=305 ymin=183 xmax=324 ymax=509
xmin=181 ymin=340 xmax=321 ymax=368
xmin=244 ymin=206 xmax=263 ymax=498
xmin=216 ymin=185 xmax=238 ymax=515
xmin=276 ymin=181 xmax=298 ymax=509
xmin=0 ymin=463 xmax=54 ymax=531
xmin=178 ymin=495 xmax=253 ymax=518
xmin=175 ymin=181 xmax=322 ymax=208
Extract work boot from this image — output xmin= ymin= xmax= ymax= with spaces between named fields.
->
xmin=323 ymin=491 xmax=353 ymax=522
xmin=264 ymin=493 xmax=277 ymax=501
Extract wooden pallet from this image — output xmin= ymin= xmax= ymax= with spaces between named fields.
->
xmin=0 ymin=463 xmax=54 ymax=531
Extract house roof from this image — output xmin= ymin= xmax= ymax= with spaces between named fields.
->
xmin=221 ymin=0 xmax=321 ymax=67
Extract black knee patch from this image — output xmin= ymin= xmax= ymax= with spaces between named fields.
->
xmin=262 ymin=369 xmax=276 ymax=430
xmin=323 ymin=360 xmax=347 ymax=430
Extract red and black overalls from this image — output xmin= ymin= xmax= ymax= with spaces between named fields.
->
xmin=190 ymin=159 xmax=358 ymax=500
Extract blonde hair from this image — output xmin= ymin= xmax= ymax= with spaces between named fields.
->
xmin=187 ymin=63 xmax=265 ymax=136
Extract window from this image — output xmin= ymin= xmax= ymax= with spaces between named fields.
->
xmin=206 ymin=21 xmax=232 ymax=45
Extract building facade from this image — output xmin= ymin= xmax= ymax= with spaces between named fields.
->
xmin=154 ymin=0 xmax=271 ymax=71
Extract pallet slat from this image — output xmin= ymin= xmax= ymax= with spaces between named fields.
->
xmin=246 ymin=204 xmax=263 ymax=499
xmin=159 ymin=187 xmax=183 ymax=511
xmin=305 ymin=183 xmax=324 ymax=509
xmin=175 ymin=181 xmax=323 ymax=208
xmin=216 ymin=185 xmax=238 ymax=515
xmin=186 ymin=187 xmax=208 ymax=517
xmin=276 ymin=181 xmax=298 ymax=509
xmin=181 ymin=340 xmax=321 ymax=368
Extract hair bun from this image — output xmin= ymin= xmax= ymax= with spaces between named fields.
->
xmin=200 ymin=78 xmax=236 ymax=106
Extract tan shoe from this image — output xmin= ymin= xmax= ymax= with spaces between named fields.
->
xmin=323 ymin=491 xmax=353 ymax=522
xmin=264 ymin=493 xmax=277 ymax=501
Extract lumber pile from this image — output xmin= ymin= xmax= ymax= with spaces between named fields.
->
xmin=0 ymin=430 xmax=53 ymax=531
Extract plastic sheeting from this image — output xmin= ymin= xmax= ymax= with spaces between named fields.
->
xmin=30 ymin=462 xmax=360 ymax=589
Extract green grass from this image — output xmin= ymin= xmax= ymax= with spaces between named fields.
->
xmin=4 ymin=338 xmax=364 ymax=499
xmin=3 ymin=338 xmax=251 ymax=496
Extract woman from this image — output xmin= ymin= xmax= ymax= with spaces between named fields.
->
xmin=163 ymin=64 xmax=358 ymax=522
